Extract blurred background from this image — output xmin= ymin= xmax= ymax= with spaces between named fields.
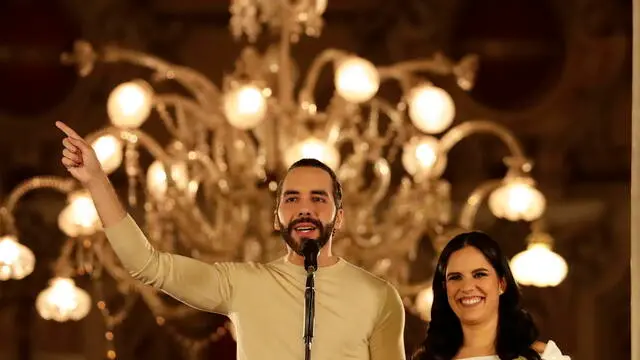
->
xmin=0 ymin=0 xmax=632 ymax=359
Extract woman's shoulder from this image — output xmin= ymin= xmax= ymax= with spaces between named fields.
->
xmin=532 ymin=341 xmax=547 ymax=353
xmin=532 ymin=340 xmax=571 ymax=360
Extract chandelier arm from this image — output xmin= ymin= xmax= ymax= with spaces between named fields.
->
xmin=170 ymin=194 xmax=239 ymax=253
xmin=62 ymin=41 xmax=219 ymax=108
xmin=334 ymin=128 xmax=360 ymax=147
xmin=0 ymin=208 xmax=14 ymax=236
xmin=323 ymin=117 xmax=343 ymax=146
xmin=334 ymin=97 xmax=404 ymax=171
xmin=154 ymin=104 xmax=225 ymax=167
xmin=101 ymin=45 xmax=220 ymax=108
xmin=251 ymin=1 xmax=301 ymax=173
xmin=277 ymin=1 xmax=297 ymax=111
xmin=348 ymin=201 xmax=424 ymax=251
xmin=339 ymin=175 xmax=389 ymax=244
xmin=376 ymin=52 xmax=456 ymax=86
xmin=238 ymin=130 xmax=263 ymax=175
xmin=155 ymin=103 xmax=182 ymax=139
xmin=297 ymin=49 xmax=349 ymax=107
xmin=52 ymin=237 xmax=78 ymax=277
xmin=84 ymin=127 xmax=174 ymax=167
xmin=212 ymin=131 xmax=230 ymax=176
xmin=332 ymin=98 xmax=405 ymax=160
xmin=370 ymin=97 xmax=404 ymax=127
xmin=337 ymin=155 xmax=369 ymax=196
xmin=187 ymin=151 xmax=225 ymax=186
xmin=174 ymin=99 xmax=189 ymax=140
xmin=154 ymin=95 xmax=224 ymax=130
xmin=92 ymin=271 xmax=140 ymax=329
xmin=369 ymin=98 xmax=408 ymax=157
xmin=86 ymin=127 xmax=180 ymax=201
xmin=457 ymin=179 xmax=504 ymax=230
xmin=4 ymin=176 xmax=76 ymax=214
xmin=322 ymin=102 xmax=357 ymax=146
xmin=1 ymin=176 xmax=76 ymax=236
xmin=87 ymin=127 xmax=224 ymax=199
xmin=84 ymin=127 xmax=237 ymax=252
xmin=439 ymin=120 xmax=527 ymax=161
xmin=154 ymin=100 xmax=204 ymax=150
xmin=107 ymin=295 xmax=139 ymax=329
xmin=358 ymin=98 xmax=405 ymax=143
xmin=249 ymin=117 xmax=277 ymax=175
xmin=333 ymin=101 xmax=401 ymax=213
xmin=370 ymin=159 xmax=392 ymax=205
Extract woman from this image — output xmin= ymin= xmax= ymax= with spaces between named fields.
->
xmin=413 ymin=231 xmax=570 ymax=360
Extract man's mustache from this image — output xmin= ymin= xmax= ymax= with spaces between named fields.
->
xmin=287 ymin=217 xmax=324 ymax=231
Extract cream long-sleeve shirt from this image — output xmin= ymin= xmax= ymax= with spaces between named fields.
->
xmin=104 ymin=214 xmax=406 ymax=360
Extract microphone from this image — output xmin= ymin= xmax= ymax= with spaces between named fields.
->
xmin=300 ymin=239 xmax=320 ymax=273
xmin=300 ymin=239 xmax=319 ymax=359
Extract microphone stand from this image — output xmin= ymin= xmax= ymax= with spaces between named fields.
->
xmin=300 ymin=239 xmax=319 ymax=360
xmin=304 ymin=267 xmax=315 ymax=360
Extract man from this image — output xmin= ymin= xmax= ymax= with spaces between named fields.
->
xmin=55 ymin=121 xmax=406 ymax=360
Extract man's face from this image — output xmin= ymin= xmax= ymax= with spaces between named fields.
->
xmin=275 ymin=166 xmax=343 ymax=255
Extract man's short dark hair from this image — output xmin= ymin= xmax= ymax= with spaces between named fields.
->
xmin=275 ymin=158 xmax=343 ymax=209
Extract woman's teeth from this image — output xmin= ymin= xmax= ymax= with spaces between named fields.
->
xmin=459 ymin=296 xmax=483 ymax=306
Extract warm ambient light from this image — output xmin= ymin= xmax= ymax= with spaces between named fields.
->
xmin=36 ymin=277 xmax=91 ymax=322
xmin=91 ymin=134 xmax=123 ymax=175
xmin=334 ymin=56 xmax=380 ymax=104
xmin=407 ymin=84 xmax=455 ymax=134
xmin=107 ymin=80 xmax=154 ymax=129
xmin=223 ymin=84 xmax=268 ymax=130
xmin=488 ymin=177 xmax=546 ymax=221
xmin=284 ymin=138 xmax=341 ymax=171
xmin=0 ymin=235 xmax=35 ymax=281
xmin=511 ymin=231 xmax=568 ymax=287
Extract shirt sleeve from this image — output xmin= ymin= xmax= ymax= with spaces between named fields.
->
xmin=369 ymin=283 xmax=407 ymax=360
xmin=103 ymin=213 xmax=235 ymax=314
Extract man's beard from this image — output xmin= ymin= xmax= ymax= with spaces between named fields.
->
xmin=278 ymin=216 xmax=335 ymax=256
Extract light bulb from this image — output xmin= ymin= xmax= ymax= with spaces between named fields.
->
xmin=146 ymin=160 xmax=190 ymax=199
xmin=223 ymin=85 xmax=267 ymax=130
xmin=407 ymin=84 xmax=455 ymax=134
xmin=511 ymin=243 xmax=568 ymax=287
xmin=334 ymin=56 xmax=379 ymax=103
xmin=488 ymin=178 xmax=546 ymax=221
xmin=107 ymin=80 xmax=154 ymax=129
xmin=91 ymin=134 xmax=123 ymax=174
xmin=0 ymin=235 xmax=35 ymax=281
xmin=36 ymin=277 xmax=91 ymax=322
xmin=401 ymin=136 xmax=446 ymax=178
xmin=58 ymin=191 xmax=101 ymax=237
xmin=284 ymin=138 xmax=340 ymax=171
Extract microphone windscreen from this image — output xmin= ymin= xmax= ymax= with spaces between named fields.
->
xmin=300 ymin=239 xmax=319 ymax=272
xmin=300 ymin=239 xmax=320 ymax=256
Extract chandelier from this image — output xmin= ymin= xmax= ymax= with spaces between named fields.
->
xmin=0 ymin=0 xmax=568 ymax=357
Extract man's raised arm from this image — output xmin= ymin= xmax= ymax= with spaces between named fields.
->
xmin=55 ymin=121 xmax=234 ymax=314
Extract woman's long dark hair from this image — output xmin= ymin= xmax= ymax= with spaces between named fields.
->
xmin=413 ymin=231 xmax=541 ymax=360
